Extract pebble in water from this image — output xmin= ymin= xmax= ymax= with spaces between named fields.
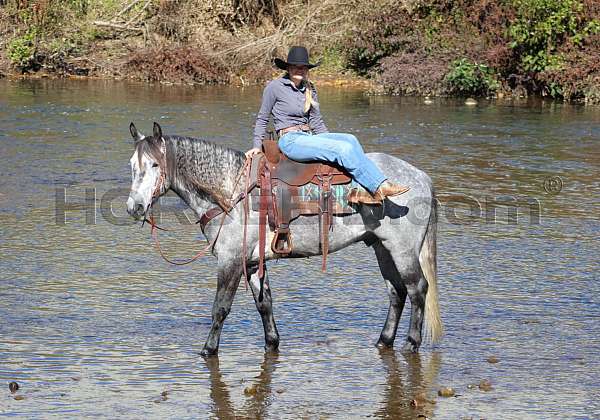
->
xmin=479 ymin=379 xmax=493 ymax=391
xmin=153 ymin=390 xmax=168 ymax=403
xmin=438 ymin=387 xmax=456 ymax=397
xmin=9 ymin=382 xmax=19 ymax=393
xmin=244 ymin=384 xmax=259 ymax=396
xmin=486 ymin=356 xmax=499 ymax=364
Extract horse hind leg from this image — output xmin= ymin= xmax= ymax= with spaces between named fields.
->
xmin=247 ymin=265 xmax=280 ymax=352
xmin=378 ymin=241 xmax=427 ymax=353
xmin=401 ymin=269 xmax=428 ymax=353
xmin=201 ymin=261 xmax=243 ymax=358
xmin=374 ymin=241 xmax=408 ymax=349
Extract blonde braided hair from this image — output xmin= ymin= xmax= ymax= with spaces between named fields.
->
xmin=303 ymin=78 xmax=319 ymax=114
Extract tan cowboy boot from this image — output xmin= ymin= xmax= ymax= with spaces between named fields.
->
xmin=377 ymin=180 xmax=410 ymax=197
xmin=347 ymin=181 xmax=410 ymax=205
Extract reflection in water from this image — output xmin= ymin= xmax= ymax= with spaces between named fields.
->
xmin=375 ymin=349 xmax=442 ymax=419
xmin=207 ymin=353 xmax=279 ymax=419
xmin=205 ymin=350 xmax=441 ymax=420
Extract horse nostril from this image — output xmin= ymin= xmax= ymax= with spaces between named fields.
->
xmin=135 ymin=203 xmax=144 ymax=214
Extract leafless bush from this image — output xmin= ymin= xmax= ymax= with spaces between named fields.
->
xmin=378 ymin=52 xmax=450 ymax=96
xmin=214 ymin=0 xmax=281 ymax=30
xmin=126 ymin=45 xmax=229 ymax=84
xmin=206 ymin=0 xmax=357 ymax=68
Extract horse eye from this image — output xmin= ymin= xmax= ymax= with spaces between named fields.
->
xmin=152 ymin=163 xmax=159 ymax=168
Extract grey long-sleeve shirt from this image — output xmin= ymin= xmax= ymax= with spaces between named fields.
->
xmin=252 ymin=76 xmax=328 ymax=149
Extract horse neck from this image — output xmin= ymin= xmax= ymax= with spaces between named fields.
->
xmin=165 ymin=136 xmax=245 ymax=213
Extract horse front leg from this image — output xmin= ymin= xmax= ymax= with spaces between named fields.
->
xmin=247 ymin=265 xmax=280 ymax=352
xmin=374 ymin=242 xmax=408 ymax=348
xmin=201 ymin=261 xmax=243 ymax=358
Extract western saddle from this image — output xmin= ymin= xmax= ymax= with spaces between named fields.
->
xmin=253 ymin=136 xmax=355 ymax=275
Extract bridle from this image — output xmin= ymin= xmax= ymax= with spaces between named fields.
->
xmin=140 ymin=149 xmax=253 ymax=269
xmin=151 ymin=162 xmax=167 ymax=202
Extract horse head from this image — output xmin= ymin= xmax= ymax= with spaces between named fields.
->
xmin=126 ymin=122 xmax=169 ymax=220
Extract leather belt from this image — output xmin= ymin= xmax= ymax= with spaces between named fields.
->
xmin=278 ymin=124 xmax=311 ymax=136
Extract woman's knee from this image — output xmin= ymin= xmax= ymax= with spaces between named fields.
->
xmin=333 ymin=140 xmax=354 ymax=157
xmin=347 ymin=134 xmax=365 ymax=152
xmin=346 ymin=134 xmax=360 ymax=146
xmin=333 ymin=133 xmax=362 ymax=153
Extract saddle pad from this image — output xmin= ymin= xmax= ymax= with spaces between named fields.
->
xmin=249 ymin=180 xmax=364 ymax=215
xmin=297 ymin=180 xmax=362 ymax=215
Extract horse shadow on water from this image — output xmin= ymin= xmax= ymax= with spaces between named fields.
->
xmin=204 ymin=350 xmax=442 ymax=419
xmin=126 ymin=122 xmax=443 ymax=357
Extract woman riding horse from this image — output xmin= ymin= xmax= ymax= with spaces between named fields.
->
xmin=246 ymin=46 xmax=410 ymax=204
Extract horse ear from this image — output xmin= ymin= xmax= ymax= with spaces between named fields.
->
xmin=153 ymin=122 xmax=163 ymax=139
xmin=130 ymin=122 xmax=143 ymax=142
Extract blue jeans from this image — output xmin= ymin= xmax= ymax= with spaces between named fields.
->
xmin=278 ymin=132 xmax=386 ymax=193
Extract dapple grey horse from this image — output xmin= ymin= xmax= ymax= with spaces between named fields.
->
xmin=126 ymin=122 xmax=442 ymax=357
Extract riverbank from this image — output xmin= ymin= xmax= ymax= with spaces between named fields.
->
xmin=1 ymin=0 xmax=599 ymax=103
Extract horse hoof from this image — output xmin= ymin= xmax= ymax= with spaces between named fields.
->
xmin=200 ymin=348 xmax=218 ymax=359
xmin=375 ymin=339 xmax=393 ymax=349
xmin=264 ymin=343 xmax=279 ymax=353
xmin=401 ymin=341 xmax=419 ymax=353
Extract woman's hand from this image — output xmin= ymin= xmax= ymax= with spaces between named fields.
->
xmin=245 ymin=147 xmax=262 ymax=159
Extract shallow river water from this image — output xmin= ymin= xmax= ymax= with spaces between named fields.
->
xmin=1 ymin=79 xmax=599 ymax=419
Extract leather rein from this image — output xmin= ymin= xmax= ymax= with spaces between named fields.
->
xmin=142 ymin=155 xmax=252 ymax=267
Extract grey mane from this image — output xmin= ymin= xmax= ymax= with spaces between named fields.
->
xmin=163 ymin=135 xmax=246 ymax=208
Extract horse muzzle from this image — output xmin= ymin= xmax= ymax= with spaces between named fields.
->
xmin=127 ymin=196 xmax=146 ymax=220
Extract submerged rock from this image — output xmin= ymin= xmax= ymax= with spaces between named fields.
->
xmin=465 ymin=98 xmax=478 ymax=106
xmin=244 ymin=384 xmax=259 ymax=396
xmin=9 ymin=382 xmax=19 ymax=393
xmin=486 ymin=356 xmax=499 ymax=364
xmin=478 ymin=379 xmax=493 ymax=391
xmin=438 ymin=387 xmax=455 ymax=397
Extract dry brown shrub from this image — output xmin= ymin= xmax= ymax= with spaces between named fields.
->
xmin=214 ymin=0 xmax=281 ymax=31
xmin=464 ymin=0 xmax=515 ymax=45
xmin=539 ymin=34 xmax=600 ymax=101
xmin=378 ymin=52 xmax=450 ymax=95
xmin=151 ymin=0 xmax=193 ymax=42
xmin=482 ymin=44 xmax=515 ymax=75
xmin=125 ymin=45 xmax=229 ymax=84
xmin=206 ymin=0 xmax=356 ymax=70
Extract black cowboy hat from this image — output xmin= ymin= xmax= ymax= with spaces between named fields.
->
xmin=274 ymin=46 xmax=320 ymax=71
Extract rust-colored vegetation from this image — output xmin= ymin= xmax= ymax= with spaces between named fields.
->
xmin=126 ymin=46 xmax=228 ymax=84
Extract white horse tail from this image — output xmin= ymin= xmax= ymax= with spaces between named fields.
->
xmin=420 ymin=192 xmax=443 ymax=343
